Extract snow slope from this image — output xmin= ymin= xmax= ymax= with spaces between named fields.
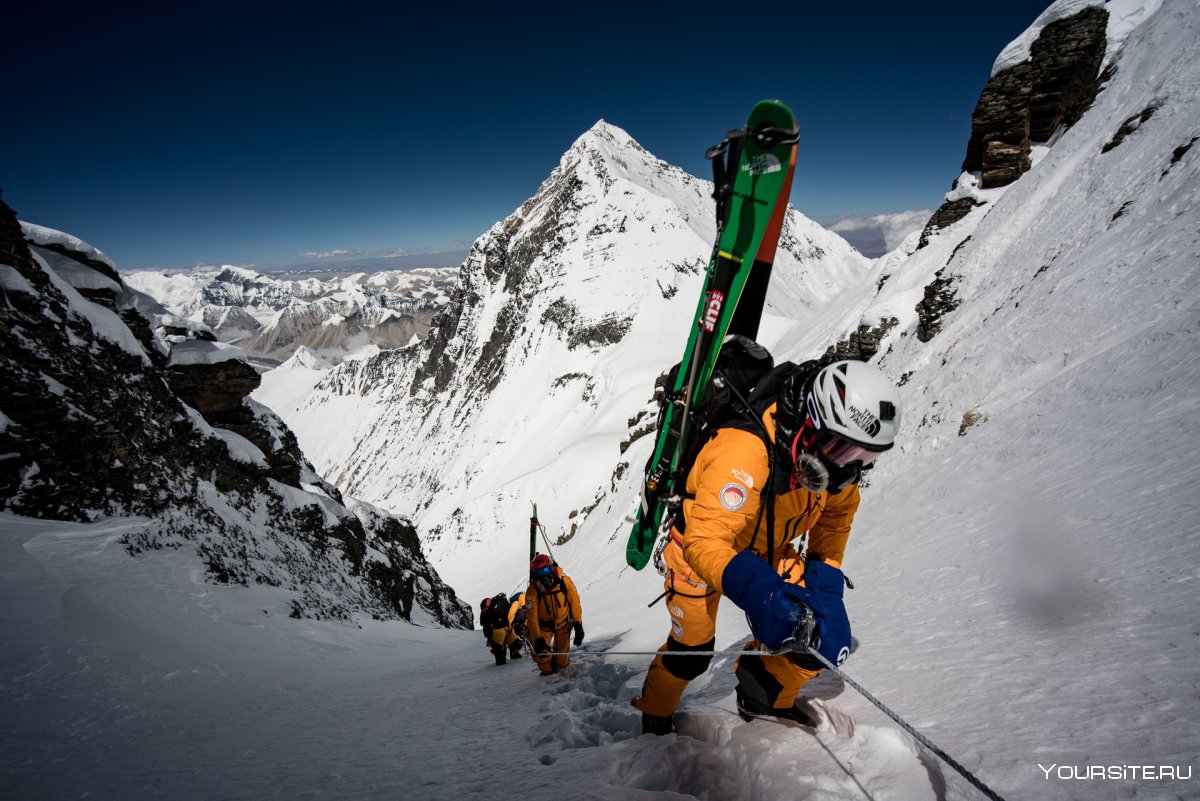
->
xmin=0 ymin=513 xmax=949 ymax=800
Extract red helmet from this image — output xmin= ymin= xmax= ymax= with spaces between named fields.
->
xmin=530 ymin=554 xmax=552 ymax=572
xmin=481 ymin=597 xmax=492 ymax=611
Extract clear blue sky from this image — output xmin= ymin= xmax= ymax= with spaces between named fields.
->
xmin=2 ymin=1 xmax=1053 ymax=270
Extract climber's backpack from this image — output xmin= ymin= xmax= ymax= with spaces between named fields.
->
xmin=652 ymin=335 xmax=776 ymax=500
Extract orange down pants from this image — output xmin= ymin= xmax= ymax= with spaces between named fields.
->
xmin=533 ymin=623 xmax=573 ymax=675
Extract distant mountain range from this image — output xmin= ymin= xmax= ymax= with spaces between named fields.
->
xmin=125 ymin=265 xmax=458 ymax=365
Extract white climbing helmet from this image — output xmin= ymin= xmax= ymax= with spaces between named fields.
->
xmin=807 ymin=360 xmax=901 ymax=455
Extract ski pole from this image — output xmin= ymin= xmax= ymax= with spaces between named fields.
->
xmin=807 ymin=649 xmax=1007 ymax=801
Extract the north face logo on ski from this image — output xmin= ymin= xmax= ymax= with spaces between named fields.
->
xmin=701 ymin=290 xmax=725 ymax=333
xmin=741 ymin=154 xmax=782 ymax=176
xmin=849 ymin=404 xmax=881 ymax=437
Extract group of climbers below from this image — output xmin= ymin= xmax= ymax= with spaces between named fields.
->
xmin=480 ymin=553 xmax=583 ymax=675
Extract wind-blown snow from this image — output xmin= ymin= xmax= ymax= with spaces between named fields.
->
xmin=21 ymin=221 xmax=116 ymax=268
xmin=32 ymin=250 xmax=150 ymax=364
xmin=992 ymin=0 xmax=1163 ymax=75
xmin=0 ymin=512 xmax=949 ymax=800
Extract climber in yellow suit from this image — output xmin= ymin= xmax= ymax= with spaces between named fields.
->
xmin=525 ymin=554 xmax=584 ymax=676
xmin=632 ymin=359 xmax=901 ymax=734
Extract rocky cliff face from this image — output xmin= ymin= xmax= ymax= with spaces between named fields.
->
xmin=918 ymin=3 xmax=1110 ymax=249
xmin=963 ymin=5 xmax=1108 ymax=188
xmin=851 ymin=0 xmax=1185 ymax=391
xmin=1 ymin=196 xmax=470 ymax=628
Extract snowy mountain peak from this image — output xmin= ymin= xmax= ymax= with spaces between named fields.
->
xmin=570 ymin=119 xmax=641 ymax=156
xmin=543 ymin=118 xmax=695 ymax=202
xmin=210 ymin=264 xmax=269 ymax=285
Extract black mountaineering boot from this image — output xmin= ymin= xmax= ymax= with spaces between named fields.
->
xmin=641 ymin=712 xmax=676 ymax=736
xmin=735 ymin=685 xmax=815 ymax=727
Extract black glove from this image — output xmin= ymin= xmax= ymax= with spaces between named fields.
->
xmin=572 ymin=622 xmax=585 ymax=647
xmin=534 ymin=637 xmax=549 ymax=655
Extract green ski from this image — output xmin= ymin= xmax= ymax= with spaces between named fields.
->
xmin=626 ymin=99 xmax=798 ymax=570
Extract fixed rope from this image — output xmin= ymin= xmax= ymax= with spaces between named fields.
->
xmin=523 ymin=642 xmax=1007 ymax=801
xmin=806 ymin=649 xmax=1007 ymax=801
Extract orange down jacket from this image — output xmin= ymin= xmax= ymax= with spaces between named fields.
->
xmin=678 ymin=402 xmax=861 ymax=591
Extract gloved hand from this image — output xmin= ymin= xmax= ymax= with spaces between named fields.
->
xmin=534 ymin=637 xmax=549 ymax=655
xmin=800 ymin=559 xmax=852 ymax=667
xmin=722 ymin=549 xmax=854 ymax=658
xmin=572 ymin=622 xmax=585 ymax=647
xmin=721 ymin=550 xmax=808 ymax=650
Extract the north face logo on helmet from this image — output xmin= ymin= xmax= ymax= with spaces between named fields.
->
xmin=849 ymin=404 xmax=881 ymax=437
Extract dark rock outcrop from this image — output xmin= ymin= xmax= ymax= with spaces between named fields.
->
xmin=1101 ymin=105 xmax=1158 ymax=153
xmin=168 ymin=360 xmax=262 ymax=417
xmin=915 ymin=270 xmax=961 ymax=343
xmin=918 ymin=198 xmax=984 ymax=249
xmin=824 ymin=317 xmax=900 ymax=362
xmin=962 ymin=6 xmax=1109 ymax=188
